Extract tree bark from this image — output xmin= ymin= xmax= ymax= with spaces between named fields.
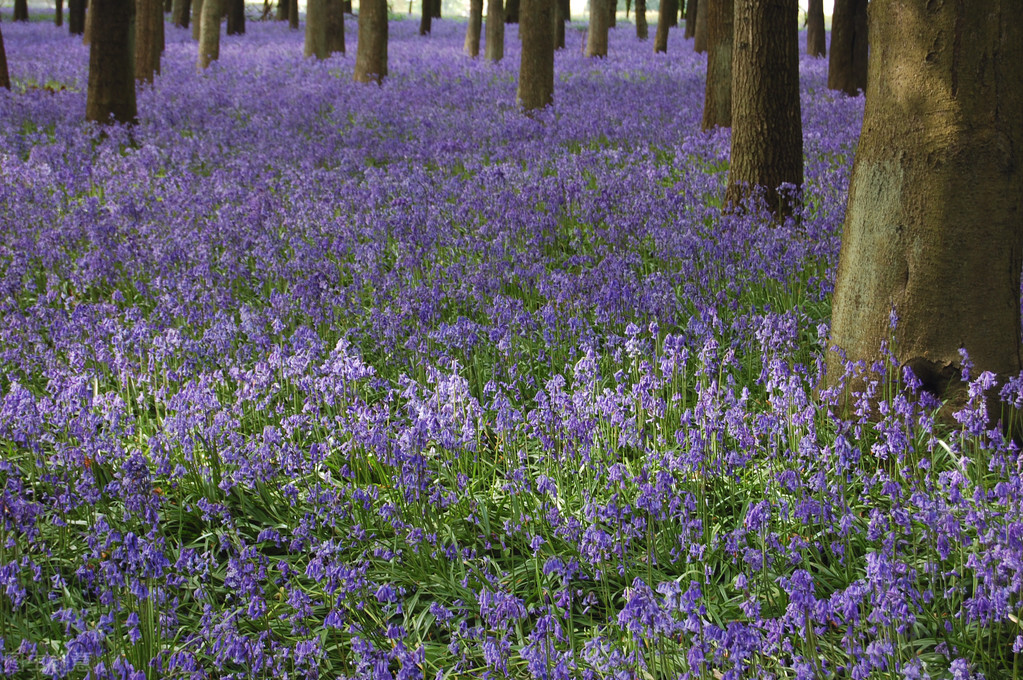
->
xmin=354 ymin=0 xmax=387 ymax=83
xmin=608 ymin=0 xmax=615 ymax=27
xmin=653 ymin=0 xmax=671 ymax=52
xmin=806 ymin=0 xmax=825 ymax=57
xmin=13 ymin=0 xmax=28 ymax=21
xmin=828 ymin=0 xmax=867 ymax=95
xmin=0 ymin=21 xmax=9 ymax=91
xmin=289 ymin=0 xmax=299 ymax=28
xmin=586 ymin=0 xmax=609 ymax=57
xmin=226 ymin=0 xmax=244 ymax=34
xmin=725 ymin=0 xmax=802 ymax=217
xmin=306 ymin=0 xmax=327 ymax=56
xmin=827 ymin=0 xmax=1023 ymax=420
xmin=171 ymin=0 xmax=191 ymax=27
xmin=465 ymin=0 xmax=483 ymax=55
xmin=419 ymin=0 xmax=432 ymax=34
xmin=192 ymin=0 xmax=203 ymax=40
xmin=136 ymin=0 xmax=162 ymax=82
xmin=517 ymin=0 xmax=553 ymax=110
xmin=485 ymin=0 xmax=504 ymax=61
xmin=55 ymin=0 xmax=64 ymax=26
xmin=431 ymin=0 xmax=441 ymax=18
xmin=343 ymin=0 xmax=352 ymax=13
xmin=692 ymin=0 xmax=707 ymax=52
xmin=86 ymin=0 xmax=136 ymax=124
xmin=554 ymin=0 xmax=565 ymax=49
xmin=83 ymin=0 xmax=95 ymax=44
xmin=69 ymin=0 xmax=86 ymax=33
xmin=197 ymin=0 xmax=220 ymax=68
xmin=326 ymin=0 xmax=344 ymax=54
xmin=505 ymin=0 xmax=518 ymax=23
xmin=700 ymin=0 xmax=731 ymax=130
xmin=635 ymin=0 xmax=647 ymax=40
xmin=667 ymin=0 xmax=677 ymax=26
xmin=277 ymin=0 xmax=287 ymax=19
xmin=683 ymin=0 xmax=696 ymax=38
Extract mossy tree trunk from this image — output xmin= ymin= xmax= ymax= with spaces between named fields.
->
xmin=517 ymin=0 xmax=553 ymax=110
xmin=197 ymin=0 xmax=220 ymax=68
xmin=827 ymin=0 xmax=1023 ymax=420
xmin=192 ymin=0 xmax=204 ymax=40
xmin=485 ymin=0 xmax=504 ymax=61
xmin=171 ymin=0 xmax=191 ymax=27
xmin=828 ymin=0 xmax=867 ymax=95
xmin=700 ymin=0 xmax=731 ymax=130
xmin=86 ymin=0 xmax=136 ymax=124
xmin=725 ymin=0 xmax=802 ymax=217
xmin=806 ymin=0 xmax=825 ymax=57
xmin=354 ymin=0 xmax=387 ymax=83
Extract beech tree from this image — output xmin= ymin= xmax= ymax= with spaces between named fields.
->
xmin=684 ymin=0 xmax=696 ymax=39
xmin=198 ymin=0 xmax=221 ymax=69
xmin=465 ymin=0 xmax=483 ymax=56
xmin=326 ymin=0 xmax=344 ymax=55
xmin=828 ymin=0 xmax=867 ymax=95
xmin=307 ymin=0 xmax=328 ymax=57
xmin=485 ymin=0 xmax=504 ymax=62
xmin=586 ymin=0 xmax=610 ymax=57
xmin=516 ymin=0 xmax=553 ymax=110
xmin=136 ymin=0 xmax=163 ymax=83
xmin=700 ymin=0 xmax=731 ymax=130
xmin=0 ymin=20 xmax=9 ymax=91
xmin=227 ymin=0 xmax=245 ymax=35
xmin=86 ymin=0 xmax=136 ymax=124
xmin=806 ymin=0 xmax=825 ymax=58
xmin=69 ymin=0 xmax=86 ymax=34
xmin=290 ymin=0 xmax=299 ymax=29
xmin=634 ymin=0 xmax=646 ymax=40
xmin=725 ymin=0 xmax=802 ymax=217
xmin=354 ymin=0 xmax=387 ymax=83
xmin=692 ymin=0 xmax=707 ymax=53
xmin=653 ymin=0 xmax=672 ymax=53
xmin=828 ymin=0 xmax=1022 ymax=418
xmin=13 ymin=0 xmax=28 ymax=21
xmin=419 ymin=0 xmax=433 ymax=35
xmin=171 ymin=0 xmax=192 ymax=28
xmin=505 ymin=0 xmax=519 ymax=23
xmin=192 ymin=0 xmax=204 ymax=40
xmin=55 ymin=0 xmax=64 ymax=27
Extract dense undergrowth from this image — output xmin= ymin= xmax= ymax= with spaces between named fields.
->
xmin=1 ymin=11 xmax=1021 ymax=680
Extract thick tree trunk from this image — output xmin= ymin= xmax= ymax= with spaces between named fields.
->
xmin=485 ymin=0 xmax=504 ymax=61
xmin=83 ymin=0 xmax=95 ymax=43
xmin=806 ymin=0 xmax=825 ymax=57
xmin=192 ymin=0 xmax=203 ymax=40
xmin=0 ymin=22 xmax=9 ymax=91
xmin=136 ymin=0 xmax=162 ymax=82
xmin=354 ymin=0 xmax=387 ymax=83
xmin=226 ymin=0 xmax=244 ymax=34
xmin=635 ymin=0 xmax=646 ymax=40
xmin=69 ymin=0 xmax=86 ymax=33
xmin=55 ymin=0 xmax=64 ymax=26
xmin=692 ymin=0 xmax=706 ymax=52
xmin=505 ymin=0 xmax=518 ymax=23
xmin=725 ymin=0 xmax=802 ymax=217
xmin=419 ymin=0 xmax=432 ymax=34
xmin=700 ymin=0 xmax=731 ymax=130
xmin=13 ymin=0 xmax=28 ymax=21
xmin=653 ymin=0 xmax=670 ymax=52
xmin=828 ymin=0 xmax=867 ymax=95
xmin=86 ymin=0 xmax=136 ymax=124
xmin=517 ymin=0 xmax=553 ymax=110
xmin=306 ymin=0 xmax=327 ymax=56
xmin=586 ymin=0 xmax=609 ymax=57
xmin=683 ymin=0 xmax=696 ymax=38
xmin=289 ymin=0 xmax=299 ymax=28
xmin=326 ymin=0 xmax=344 ymax=54
xmin=465 ymin=0 xmax=482 ymax=55
xmin=828 ymin=0 xmax=1023 ymax=419
xmin=171 ymin=0 xmax=191 ymax=27
xmin=197 ymin=0 xmax=220 ymax=68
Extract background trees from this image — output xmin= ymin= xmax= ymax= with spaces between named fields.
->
xmin=700 ymin=0 xmax=732 ymax=130
xmin=828 ymin=0 xmax=867 ymax=95
xmin=198 ymin=0 xmax=221 ymax=68
xmin=806 ymin=0 xmax=825 ymax=57
xmin=0 ymin=21 xmax=8 ymax=90
xmin=517 ymin=0 xmax=553 ymax=110
xmin=354 ymin=0 xmax=388 ymax=83
xmin=485 ymin=0 xmax=504 ymax=61
xmin=85 ymin=0 xmax=136 ymax=124
xmin=136 ymin=0 xmax=164 ymax=83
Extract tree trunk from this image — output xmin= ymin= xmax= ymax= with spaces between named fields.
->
xmin=277 ymin=0 xmax=287 ymax=19
xmin=86 ymin=0 xmax=136 ymax=124
xmin=136 ymin=0 xmax=161 ymax=82
xmin=653 ymin=0 xmax=670 ymax=52
xmin=586 ymin=0 xmax=609 ymax=57
xmin=192 ymin=0 xmax=203 ymax=39
xmin=692 ymin=0 xmax=707 ymax=52
xmin=289 ymin=0 xmax=299 ymax=28
xmin=197 ymin=0 xmax=220 ymax=68
xmin=485 ymin=0 xmax=504 ymax=61
xmin=700 ymin=0 xmax=731 ymax=130
xmin=84 ymin=0 xmax=96 ymax=44
xmin=326 ymin=0 xmax=344 ymax=54
xmin=554 ymin=0 xmax=565 ymax=49
xmin=0 ymin=21 xmax=9 ymax=91
xmin=306 ymin=0 xmax=327 ymax=56
xmin=69 ymin=0 xmax=86 ymax=33
xmin=354 ymin=0 xmax=387 ymax=83
xmin=465 ymin=0 xmax=482 ymax=55
xmin=828 ymin=0 xmax=867 ymax=95
xmin=827 ymin=0 xmax=1023 ymax=420
xmin=13 ymin=0 xmax=28 ymax=21
xmin=55 ymin=0 xmax=64 ymax=26
xmin=608 ymin=0 xmax=615 ymax=27
xmin=517 ymin=0 xmax=553 ymax=110
xmin=419 ymin=0 xmax=432 ymax=34
xmin=431 ymin=0 xmax=441 ymax=18
xmin=806 ymin=0 xmax=825 ymax=58
xmin=635 ymin=0 xmax=646 ymax=40
xmin=505 ymin=0 xmax=518 ymax=23
xmin=343 ymin=0 xmax=351 ymax=12
xmin=226 ymin=0 xmax=244 ymax=34
xmin=171 ymin=0 xmax=190 ymax=27
xmin=725 ymin=0 xmax=802 ymax=217
xmin=683 ymin=0 xmax=696 ymax=38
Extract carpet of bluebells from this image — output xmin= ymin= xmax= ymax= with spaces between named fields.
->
xmin=2 ymin=10 xmax=1023 ymax=680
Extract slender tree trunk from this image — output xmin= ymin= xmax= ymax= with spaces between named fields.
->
xmin=136 ymin=0 xmax=161 ymax=82
xmin=86 ymin=0 xmax=136 ymax=124
xmin=653 ymin=0 xmax=670 ymax=52
xmin=505 ymin=0 xmax=518 ymax=23
xmin=517 ymin=0 xmax=553 ymax=110
xmin=277 ymin=0 xmax=287 ymax=19
xmin=828 ymin=0 xmax=867 ymax=95
xmin=431 ymin=0 xmax=441 ymax=18
xmin=343 ymin=0 xmax=351 ymax=12
xmin=326 ymin=0 xmax=344 ymax=54
xmin=84 ymin=1 xmax=96 ymax=43
xmin=419 ymin=0 xmax=432 ymax=34
xmin=554 ymin=0 xmax=567 ymax=49
xmin=192 ymin=0 xmax=204 ymax=39
xmin=683 ymin=0 xmax=696 ymax=38
xmin=828 ymin=0 xmax=1023 ymax=423
xmin=465 ymin=0 xmax=483 ymax=55
xmin=700 ymin=0 xmax=731 ymax=130
xmin=692 ymin=0 xmax=706 ymax=52
xmin=55 ymin=0 xmax=64 ymax=26
xmin=289 ymin=0 xmax=299 ymax=28
xmin=13 ymin=0 xmax=28 ymax=21
xmin=0 ymin=21 xmax=9 ymax=91
xmin=171 ymin=0 xmax=190 ymax=27
xmin=306 ymin=0 xmax=327 ymax=56
xmin=354 ymin=0 xmax=387 ymax=83
xmin=586 ymin=0 xmax=609 ymax=57
xmin=197 ymin=0 xmax=220 ymax=68
xmin=635 ymin=0 xmax=646 ymax=39
xmin=726 ymin=0 xmax=802 ymax=217
xmin=608 ymin=0 xmax=615 ymax=27
xmin=165 ymin=0 xmax=172 ymax=11
xmin=69 ymin=0 xmax=86 ymax=33
xmin=806 ymin=0 xmax=825 ymax=57
xmin=226 ymin=0 xmax=244 ymax=34
xmin=485 ymin=0 xmax=504 ymax=61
